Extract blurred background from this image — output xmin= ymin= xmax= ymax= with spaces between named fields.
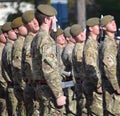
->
xmin=0 ymin=0 xmax=120 ymax=29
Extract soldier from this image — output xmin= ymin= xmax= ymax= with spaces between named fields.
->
xmin=84 ymin=17 xmax=103 ymax=116
xmin=31 ymin=4 xmax=66 ymax=116
xmin=1 ymin=22 xmax=18 ymax=116
xmin=11 ymin=17 xmax=28 ymax=116
xmin=55 ymin=28 xmax=67 ymax=72
xmin=101 ymin=15 xmax=120 ymax=115
xmin=21 ymin=10 xmax=40 ymax=116
xmin=70 ymin=24 xmax=87 ymax=116
xmin=0 ymin=26 xmax=8 ymax=116
xmin=62 ymin=26 xmax=77 ymax=115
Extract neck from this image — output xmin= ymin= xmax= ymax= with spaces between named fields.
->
xmin=28 ymin=32 xmax=36 ymax=36
xmin=89 ymin=32 xmax=98 ymax=41
xmin=106 ymin=31 xmax=115 ymax=39
xmin=8 ymin=38 xmax=15 ymax=44
xmin=57 ymin=43 xmax=66 ymax=48
xmin=40 ymin=24 xmax=50 ymax=34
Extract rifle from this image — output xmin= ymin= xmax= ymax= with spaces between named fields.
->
xmin=99 ymin=15 xmax=104 ymax=43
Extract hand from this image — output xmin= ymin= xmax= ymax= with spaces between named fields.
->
xmin=97 ymin=87 xmax=102 ymax=94
xmin=56 ymin=96 xmax=66 ymax=106
xmin=116 ymin=88 xmax=120 ymax=94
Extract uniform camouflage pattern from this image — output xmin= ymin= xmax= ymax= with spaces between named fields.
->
xmin=62 ymin=42 xmax=75 ymax=73
xmin=62 ymin=42 xmax=77 ymax=115
xmin=22 ymin=33 xmax=39 ymax=116
xmin=72 ymin=42 xmax=87 ymax=115
xmin=12 ymin=36 xmax=26 ymax=116
xmin=102 ymin=35 xmax=120 ymax=115
xmin=31 ymin=29 xmax=65 ymax=116
xmin=2 ymin=39 xmax=17 ymax=116
xmin=0 ymin=45 xmax=7 ymax=116
xmin=84 ymin=36 xmax=103 ymax=116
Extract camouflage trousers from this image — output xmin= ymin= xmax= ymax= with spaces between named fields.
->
xmin=89 ymin=92 xmax=103 ymax=116
xmin=35 ymin=84 xmax=66 ymax=116
xmin=23 ymin=83 xmax=39 ymax=116
xmin=6 ymin=86 xmax=17 ymax=116
xmin=82 ymin=80 xmax=103 ymax=116
xmin=75 ymin=84 xmax=87 ymax=116
xmin=14 ymin=85 xmax=26 ymax=116
xmin=63 ymin=87 xmax=77 ymax=116
xmin=105 ymin=91 xmax=120 ymax=116
xmin=0 ymin=83 xmax=8 ymax=116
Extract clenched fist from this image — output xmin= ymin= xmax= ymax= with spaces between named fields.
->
xmin=56 ymin=96 xmax=66 ymax=106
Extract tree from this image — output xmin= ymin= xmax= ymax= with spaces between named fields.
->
xmin=77 ymin=0 xmax=86 ymax=28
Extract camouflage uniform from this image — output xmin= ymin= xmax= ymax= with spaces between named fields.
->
xmin=12 ymin=36 xmax=26 ymax=116
xmin=72 ymin=42 xmax=87 ymax=115
xmin=31 ymin=29 xmax=65 ymax=116
xmin=62 ymin=42 xmax=77 ymax=115
xmin=2 ymin=39 xmax=17 ymax=116
xmin=0 ymin=44 xmax=7 ymax=116
xmin=22 ymin=33 xmax=39 ymax=116
xmin=84 ymin=36 xmax=103 ymax=116
xmin=102 ymin=35 xmax=120 ymax=115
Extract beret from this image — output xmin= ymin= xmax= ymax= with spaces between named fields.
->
xmin=1 ymin=22 xmax=12 ymax=32
xmin=56 ymin=28 xmax=63 ymax=37
xmin=37 ymin=4 xmax=57 ymax=16
xmin=63 ymin=27 xmax=71 ymax=38
xmin=70 ymin=24 xmax=84 ymax=37
xmin=101 ymin=15 xmax=114 ymax=26
xmin=22 ymin=10 xmax=35 ymax=24
xmin=11 ymin=17 xmax=24 ymax=29
xmin=86 ymin=17 xmax=100 ymax=26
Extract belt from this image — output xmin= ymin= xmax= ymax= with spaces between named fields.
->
xmin=62 ymin=80 xmax=74 ymax=89
xmin=35 ymin=80 xmax=47 ymax=85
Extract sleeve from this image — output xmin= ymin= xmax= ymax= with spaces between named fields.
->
xmin=1 ymin=51 xmax=12 ymax=82
xmin=85 ymin=47 xmax=101 ymax=87
xmin=41 ymin=42 xmax=64 ymax=99
xmin=12 ymin=48 xmax=22 ymax=69
xmin=103 ymin=49 xmax=119 ymax=90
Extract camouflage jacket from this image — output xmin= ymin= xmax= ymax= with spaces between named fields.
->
xmin=102 ymin=35 xmax=119 ymax=90
xmin=2 ymin=39 xmax=14 ymax=83
xmin=84 ymin=36 xmax=101 ymax=87
xmin=62 ymin=42 xmax=75 ymax=72
xmin=12 ymin=35 xmax=25 ymax=85
xmin=31 ymin=29 xmax=63 ymax=99
xmin=72 ymin=42 xmax=85 ymax=81
xmin=22 ymin=33 xmax=34 ymax=81
xmin=0 ymin=44 xmax=7 ymax=86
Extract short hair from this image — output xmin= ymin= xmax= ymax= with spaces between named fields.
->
xmin=35 ymin=9 xmax=47 ymax=26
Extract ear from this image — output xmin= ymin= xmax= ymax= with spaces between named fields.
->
xmin=44 ymin=17 xmax=49 ymax=24
xmin=14 ymin=29 xmax=18 ymax=34
xmin=89 ymin=27 xmax=93 ymax=31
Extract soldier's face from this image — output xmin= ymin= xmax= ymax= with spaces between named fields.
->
xmin=105 ymin=20 xmax=117 ymax=32
xmin=28 ymin=18 xmax=39 ymax=33
xmin=8 ymin=30 xmax=17 ymax=40
xmin=56 ymin=34 xmax=67 ymax=45
xmin=18 ymin=25 xmax=28 ymax=36
xmin=75 ymin=32 xmax=86 ymax=42
xmin=90 ymin=25 xmax=100 ymax=35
